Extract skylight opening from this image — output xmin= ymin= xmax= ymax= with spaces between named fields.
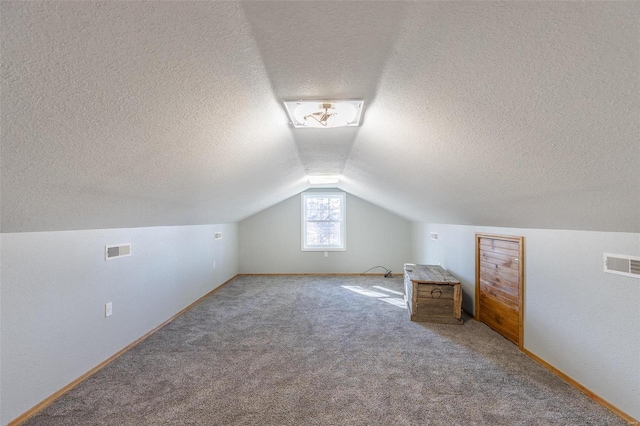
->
xmin=308 ymin=175 xmax=341 ymax=185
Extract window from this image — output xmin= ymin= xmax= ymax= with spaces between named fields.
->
xmin=301 ymin=192 xmax=346 ymax=251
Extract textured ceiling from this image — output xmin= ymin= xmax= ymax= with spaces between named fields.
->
xmin=1 ymin=1 xmax=638 ymax=233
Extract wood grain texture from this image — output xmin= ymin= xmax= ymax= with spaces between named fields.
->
xmin=479 ymin=276 xmax=518 ymax=297
xmin=478 ymin=252 xmax=520 ymax=270
xmin=480 ymin=238 xmax=519 ymax=246
xmin=479 ymin=284 xmax=518 ymax=309
xmin=479 ymin=242 xmax=519 ymax=257
xmin=476 ymin=234 xmax=524 ymax=349
xmin=416 ymin=297 xmax=454 ymax=313
xmin=478 ymin=294 xmax=519 ymax=344
xmin=404 ymin=263 xmax=460 ymax=284
xmin=480 ymin=264 xmax=519 ymax=281
xmin=417 ymin=284 xmax=454 ymax=299
xmin=404 ymin=264 xmax=463 ymax=324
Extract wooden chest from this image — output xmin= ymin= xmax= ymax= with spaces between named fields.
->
xmin=404 ymin=264 xmax=463 ymax=325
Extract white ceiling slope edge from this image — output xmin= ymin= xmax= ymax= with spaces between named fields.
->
xmin=1 ymin=1 xmax=638 ymax=233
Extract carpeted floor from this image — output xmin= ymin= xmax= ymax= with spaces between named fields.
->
xmin=26 ymin=275 xmax=625 ymax=425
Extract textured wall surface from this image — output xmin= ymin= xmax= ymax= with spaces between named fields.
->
xmin=2 ymin=1 xmax=638 ymax=233
xmin=412 ymin=223 xmax=640 ymax=420
xmin=0 ymin=224 xmax=238 ymax=424
xmin=239 ymin=191 xmax=411 ymax=275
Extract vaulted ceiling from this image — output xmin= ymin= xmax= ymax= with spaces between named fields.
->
xmin=2 ymin=1 xmax=638 ymax=233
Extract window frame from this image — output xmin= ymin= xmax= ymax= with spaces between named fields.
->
xmin=301 ymin=191 xmax=346 ymax=251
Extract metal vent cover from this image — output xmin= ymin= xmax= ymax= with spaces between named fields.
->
xmin=106 ymin=243 xmax=131 ymax=260
xmin=604 ymin=253 xmax=640 ymax=278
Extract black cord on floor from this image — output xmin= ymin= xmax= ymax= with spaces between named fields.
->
xmin=361 ymin=265 xmax=393 ymax=278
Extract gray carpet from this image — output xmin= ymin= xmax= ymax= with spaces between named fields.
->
xmin=26 ymin=275 xmax=625 ymax=425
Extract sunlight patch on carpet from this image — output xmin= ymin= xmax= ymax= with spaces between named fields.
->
xmin=373 ymin=285 xmax=404 ymax=296
xmin=341 ymin=285 xmax=406 ymax=309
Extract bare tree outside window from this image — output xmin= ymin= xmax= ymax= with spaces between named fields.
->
xmin=301 ymin=192 xmax=346 ymax=251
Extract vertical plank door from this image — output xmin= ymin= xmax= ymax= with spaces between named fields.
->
xmin=475 ymin=234 xmax=524 ymax=348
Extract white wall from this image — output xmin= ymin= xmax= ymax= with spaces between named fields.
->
xmin=0 ymin=224 xmax=238 ymax=425
xmin=412 ymin=223 xmax=640 ymax=420
xmin=239 ymin=191 xmax=411 ymax=274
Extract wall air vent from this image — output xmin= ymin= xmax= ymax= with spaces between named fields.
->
xmin=105 ymin=243 xmax=131 ymax=261
xmin=604 ymin=253 xmax=640 ymax=278
xmin=214 ymin=232 xmax=223 ymax=240
xmin=430 ymin=233 xmax=438 ymax=241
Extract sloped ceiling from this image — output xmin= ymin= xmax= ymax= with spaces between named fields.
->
xmin=1 ymin=1 xmax=638 ymax=233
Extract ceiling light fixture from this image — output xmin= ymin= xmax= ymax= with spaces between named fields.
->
xmin=308 ymin=175 xmax=341 ymax=185
xmin=284 ymin=100 xmax=364 ymax=129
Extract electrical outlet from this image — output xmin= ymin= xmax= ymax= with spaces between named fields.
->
xmin=324 ymin=251 xmax=328 ymax=258
xmin=105 ymin=302 xmax=112 ymax=317
xmin=213 ymin=261 xmax=216 ymax=269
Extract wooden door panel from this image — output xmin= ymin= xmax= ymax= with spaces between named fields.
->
xmin=478 ymin=293 xmax=519 ymax=324
xmin=479 ymin=239 xmax=520 ymax=250
xmin=479 ymin=281 xmax=519 ymax=307
xmin=480 ymin=270 xmax=519 ymax=297
xmin=480 ymin=264 xmax=519 ymax=279
xmin=479 ymin=243 xmax=519 ymax=257
xmin=476 ymin=234 xmax=524 ymax=348
xmin=479 ymin=298 xmax=519 ymax=344
xmin=479 ymin=253 xmax=520 ymax=271
xmin=482 ymin=275 xmax=519 ymax=294
xmin=479 ymin=249 xmax=520 ymax=265
xmin=479 ymin=268 xmax=519 ymax=289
